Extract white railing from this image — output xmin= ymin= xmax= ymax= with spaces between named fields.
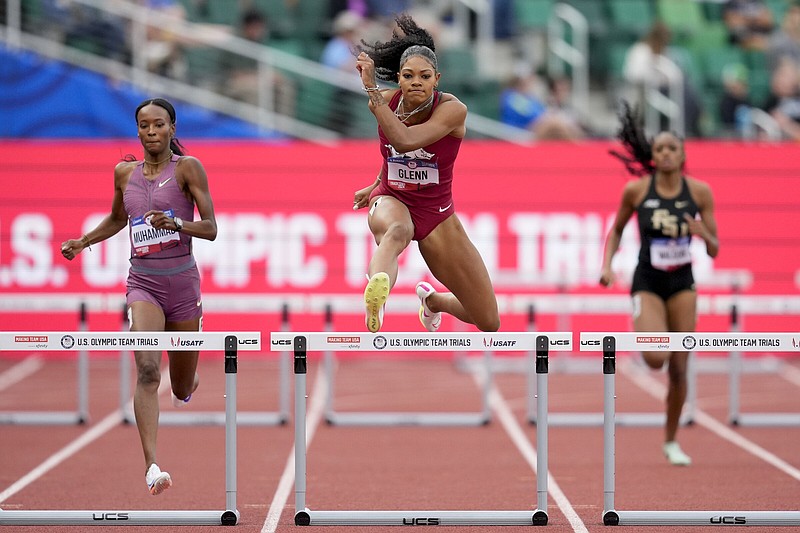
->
xmin=547 ymin=3 xmax=590 ymax=121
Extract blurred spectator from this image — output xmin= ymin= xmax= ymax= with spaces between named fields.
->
xmin=367 ymin=0 xmax=412 ymax=20
xmin=622 ymin=21 xmax=703 ymax=136
xmin=499 ymin=64 xmax=547 ymax=130
xmin=60 ymin=1 xmax=129 ymax=62
xmin=766 ymin=1 xmax=800 ymax=73
xmin=223 ymin=9 xmax=296 ymax=115
xmin=534 ymin=76 xmax=588 ymax=140
xmin=143 ymin=0 xmax=189 ymax=80
xmin=321 ymin=10 xmax=366 ymax=134
xmin=321 ymin=10 xmax=363 ymax=73
xmin=719 ymin=62 xmax=753 ymax=137
xmin=329 ymin=0 xmax=369 ymax=18
xmin=763 ymin=57 xmax=800 ymax=139
xmin=723 ymin=0 xmax=775 ymax=51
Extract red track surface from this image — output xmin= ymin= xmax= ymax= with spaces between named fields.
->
xmin=1 ymin=348 xmax=798 ymax=533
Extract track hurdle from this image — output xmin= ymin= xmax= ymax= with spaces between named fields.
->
xmin=0 ymin=303 xmax=90 ymax=425
xmin=319 ymin=306 xmax=494 ymax=426
xmin=120 ymin=304 xmax=292 ymax=426
xmin=724 ymin=304 xmax=800 ymax=427
xmin=510 ymin=299 xmax=697 ymax=428
xmin=272 ymin=331 xmax=572 ymax=526
xmin=580 ymin=332 xmax=800 ymax=527
xmin=0 ymin=330 xmax=261 ymax=526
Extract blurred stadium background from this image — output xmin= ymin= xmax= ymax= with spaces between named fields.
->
xmin=1 ymin=0 xmax=798 ymax=336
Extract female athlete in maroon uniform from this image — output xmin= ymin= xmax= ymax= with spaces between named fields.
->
xmin=599 ymin=103 xmax=719 ymax=466
xmin=352 ymin=14 xmax=499 ymax=334
xmin=61 ymin=98 xmax=217 ymax=494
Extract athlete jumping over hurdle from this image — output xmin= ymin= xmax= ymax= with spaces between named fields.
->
xmin=599 ymin=102 xmax=719 ymax=466
xmin=352 ymin=14 xmax=499 ymax=334
xmin=61 ymin=98 xmax=218 ymax=494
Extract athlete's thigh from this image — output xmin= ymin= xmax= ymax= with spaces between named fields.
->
xmin=665 ymin=290 xmax=697 ymax=332
xmin=632 ymin=291 xmax=669 ymax=332
xmin=367 ymin=195 xmax=413 ymax=243
xmin=418 ymin=215 xmax=496 ymax=313
xmin=129 ymin=301 xmax=165 ymax=370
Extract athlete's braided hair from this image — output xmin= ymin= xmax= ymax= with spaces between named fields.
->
xmin=357 ymin=14 xmax=436 ymax=82
xmin=608 ymin=100 xmax=653 ymax=177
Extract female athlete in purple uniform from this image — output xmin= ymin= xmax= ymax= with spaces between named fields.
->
xmin=599 ymin=103 xmax=719 ymax=466
xmin=61 ymin=98 xmax=217 ymax=494
xmin=352 ymin=14 xmax=499 ymax=334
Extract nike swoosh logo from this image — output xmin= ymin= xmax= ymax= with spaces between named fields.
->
xmin=438 ymin=203 xmax=452 ymax=213
xmin=196 ymin=300 xmax=202 ymax=307
xmin=158 ymin=177 xmax=173 ymax=187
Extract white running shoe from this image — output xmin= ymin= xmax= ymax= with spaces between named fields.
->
xmin=145 ymin=463 xmax=173 ymax=496
xmin=364 ymin=272 xmax=390 ymax=333
xmin=663 ymin=441 xmax=691 ymax=466
xmin=171 ymin=392 xmax=192 ymax=408
xmin=415 ymin=281 xmax=442 ymax=332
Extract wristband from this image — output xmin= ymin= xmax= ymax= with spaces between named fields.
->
xmin=81 ymin=234 xmax=92 ymax=251
xmin=363 ymin=84 xmax=380 ymax=92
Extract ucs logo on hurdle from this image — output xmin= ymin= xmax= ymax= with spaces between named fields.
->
xmin=92 ymin=512 xmax=129 ymax=521
xmin=402 ymin=517 xmax=440 ymax=525
xmin=710 ymin=515 xmax=746 ymax=525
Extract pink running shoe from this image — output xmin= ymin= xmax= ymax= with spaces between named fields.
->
xmin=364 ymin=272 xmax=390 ymax=333
xmin=415 ymin=281 xmax=441 ymax=332
xmin=146 ymin=463 xmax=172 ymax=496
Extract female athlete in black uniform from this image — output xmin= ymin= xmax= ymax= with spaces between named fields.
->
xmin=599 ymin=103 xmax=719 ymax=466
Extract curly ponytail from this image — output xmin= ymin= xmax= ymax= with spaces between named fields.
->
xmin=356 ymin=14 xmax=437 ymax=82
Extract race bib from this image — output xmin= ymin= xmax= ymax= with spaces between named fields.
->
xmin=130 ymin=209 xmax=180 ymax=257
xmin=386 ymin=158 xmax=439 ymax=190
xmin=650 ymin=237 xmax=691 ymax=271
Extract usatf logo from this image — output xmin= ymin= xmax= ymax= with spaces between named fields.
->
xmin=483 ymin=338 xmax=517 ymax=348
xmin=373 ymin=336 xmax=387 ymax=349
xmin=60 ymin=335 xmax=75 ymax=349
xmin=682 ymin=336 xmax=697 ymax=350
xmin=170 ymin=337 xmax=203 ymax=347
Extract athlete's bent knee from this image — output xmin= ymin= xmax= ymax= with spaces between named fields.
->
xmin=475 ymin=314 xmax=501 ymax=332
xmin=137 ymin=361 xmax=161 ymax=388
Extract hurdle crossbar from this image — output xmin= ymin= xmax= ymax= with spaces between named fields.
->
xmin=0 ymin=303 xmax=90 ymax=425
xmin=120 ymin=306 xmax=292 ymax=427
xmin=0 ymin=331 xmax=261 ymax=526
xmin=580 ymin=332 xmax=800 ymax=527
xmin=274 ymin=332 xmax=572 ymax=526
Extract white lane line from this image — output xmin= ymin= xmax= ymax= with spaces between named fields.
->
xmin=623 ymin=363 xmax=800 ymax=481
xmin=261 ymin=364 xmax=327 ymax=533
xmin=0 ymin=370 xmax=171 ymax=503
xmin=782 ymin=364 xmax=800 ymax=387
xmin=472 ymin=372 xmax=589 ymax=533
xmin=0 ymin=355 xmax=43 ymax=391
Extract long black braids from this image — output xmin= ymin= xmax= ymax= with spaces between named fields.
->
xmin=608 ymin=100 xmax=654 ymax=177
xmin=356 ymin=14 xmax=436 ymax=82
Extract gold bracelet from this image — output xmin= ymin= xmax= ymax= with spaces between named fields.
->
xmin=81 ymin=234 xmax=92 ymax=251
xmin=363 ymin=84 xmax=380 ymax=92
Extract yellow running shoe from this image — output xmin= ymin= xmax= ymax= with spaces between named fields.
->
xmin=364 ymin=272 xmax=390 ymax=333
